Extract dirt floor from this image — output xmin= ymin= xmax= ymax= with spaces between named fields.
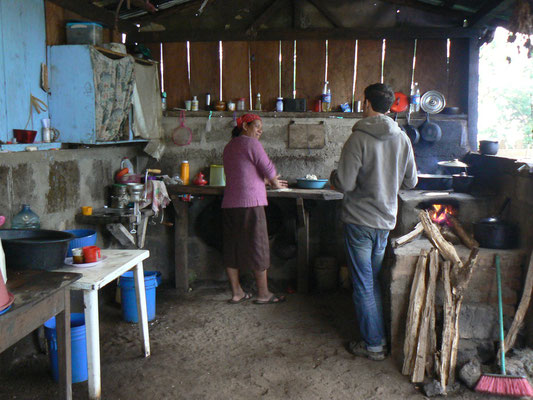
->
xmin=0 ymin=285 xmax=502 ymax=399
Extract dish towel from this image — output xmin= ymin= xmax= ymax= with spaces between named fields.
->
xmin=140 ymin=181 xmax=171 ymax=215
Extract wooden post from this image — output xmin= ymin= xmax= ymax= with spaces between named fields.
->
xmin=56 ymin=289 xmax=72 ymax=400
xmin=296 ymin=197 xmax=310 ymax=293
xmin=174 ymin=200 xmax=189 ymax=292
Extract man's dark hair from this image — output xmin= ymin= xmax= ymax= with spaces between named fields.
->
xmin=364 ymin=83 xmax=395 ymax=113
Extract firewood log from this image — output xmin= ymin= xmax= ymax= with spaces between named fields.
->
xmin=419 ymin=210 xmax=463 ymax=267
xmin=393 ymin=222 xmax=424 ymax=248
xmin=439 ymin=261 xmax=455 ymax=393
xmin=448 ymin=215 xmax=479 ymax=249
xmin=402 ymin=250 xmax=429 ymax=376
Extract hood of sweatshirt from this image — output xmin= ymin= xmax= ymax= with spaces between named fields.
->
xmin=352 ymin=114 xmax=403 ymax=141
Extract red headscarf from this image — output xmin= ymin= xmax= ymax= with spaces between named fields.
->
xmin=236 ymin=113 xmax=261 ymax=130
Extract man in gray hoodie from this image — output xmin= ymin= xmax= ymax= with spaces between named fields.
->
xmin=330 ymin=83 xmax=417 ymax=361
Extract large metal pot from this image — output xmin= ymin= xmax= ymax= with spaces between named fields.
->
xmin=473 ymin=198 xmax=518 ymax=249
xmin=452 ymin=173 xmax=474 ymax=193
xmin=479 ymin=140 xmax=499 ymax=155
xmin=416 ymin=174 xmax=452 ymax=190
xmin=0 ymin=229 xmax=75 ymax=271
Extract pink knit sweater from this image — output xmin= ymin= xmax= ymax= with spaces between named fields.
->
xmin=222 ymin=135 xmax=277 ymax=208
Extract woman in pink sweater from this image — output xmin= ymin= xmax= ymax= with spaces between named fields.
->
xmin=222 ymin=114 xmax=287 ymax=304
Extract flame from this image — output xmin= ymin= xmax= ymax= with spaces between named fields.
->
xmin=429 ymin=204 xmax=456 ymax=225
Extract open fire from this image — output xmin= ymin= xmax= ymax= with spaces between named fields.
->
xmin=429 ymin=204 xmax=457 ymax=225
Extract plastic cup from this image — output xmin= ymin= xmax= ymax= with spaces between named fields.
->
xmin=184 ymin=100 xmax=192 ymax=111
xmin=82 ymin=246 xmax=101 ymax=263
xmin=81 ymin=206 xmax=93 ymax=216
xmin=41 ymin=118 xmax=51 ymax=128
xmin=72 ymin=248 xmax=84 ymax=264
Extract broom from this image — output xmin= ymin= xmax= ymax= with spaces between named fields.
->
xmin=475 ymin=254 xmax=533 ymax=397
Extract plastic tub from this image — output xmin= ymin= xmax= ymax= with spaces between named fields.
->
xmin=118 ymin=271 xmax=161 ymax=323
xmin=66 ymin=22 xmax=103 ymax=45
xmin=63 ymin=229 xmax=97 ymax=257
xmin=209 ymin=165 xmax=226 ymax=186
xmin=44 ymin=313 xmax=88 ymax=383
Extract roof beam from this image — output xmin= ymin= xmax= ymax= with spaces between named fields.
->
xmin=381 ymin=0 xmax=471 ymax=19
xmin=128 ymin=26 xmax=480 ymax=43
xmin=467 ymin=0 xmax=514 ymax=28
xmin=127 ymin=0 xmax=205 ymax=23
xmin=305 ymin=0 xmax=342 ymax=28
xmin=247 ymin=0 xmax=287 ymax=34
xmin=46 ymin=0 xmax=138 ymax=32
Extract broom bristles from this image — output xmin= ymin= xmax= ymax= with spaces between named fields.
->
xmin=475 ymin=374 xmax=533 ymax=397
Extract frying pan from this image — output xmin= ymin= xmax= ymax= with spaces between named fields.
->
xmin=172 ymin=110 xmax=192 ymax=146
xmin=420 ymin=113 xmax=442 ymax=142
xmin=403 ymin=111 xmax=420 ymax=145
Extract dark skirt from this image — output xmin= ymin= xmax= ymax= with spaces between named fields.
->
xmin=222 ymin=206 xmax=270 ymax=271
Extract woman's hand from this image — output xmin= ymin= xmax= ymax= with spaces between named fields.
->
xmin=268 ymin=175 xmax=288 ymax=189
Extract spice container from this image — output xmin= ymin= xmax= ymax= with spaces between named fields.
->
xmin=181 ymin=161 xmax=190 ymax=185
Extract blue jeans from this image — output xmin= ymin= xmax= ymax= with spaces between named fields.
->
xmin=343 ymin=223 xmax=389 ymax=351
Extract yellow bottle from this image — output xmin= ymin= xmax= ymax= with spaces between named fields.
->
xmin=181 ymin=161 xmax=190 ymax=185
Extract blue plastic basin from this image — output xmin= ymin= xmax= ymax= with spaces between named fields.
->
xmin=296 ymin=179 xmax=328 ymax=189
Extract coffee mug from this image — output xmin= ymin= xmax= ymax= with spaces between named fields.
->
xmin=82 ymin=246 xmax=101 ymax=263
xmin=81 ymin=206 xmax=93 ymax=216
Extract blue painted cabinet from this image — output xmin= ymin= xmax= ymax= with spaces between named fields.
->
xmin=48 ymin=45 xmax=144 ymax=144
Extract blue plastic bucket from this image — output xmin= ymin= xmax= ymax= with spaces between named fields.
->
xmin=63 ymin=229 xmax=97 ymax=257
xmin=118 ymin=271 xmax=161 ymax=323
xmin=44 ymin=313 xmax=88 ymax=383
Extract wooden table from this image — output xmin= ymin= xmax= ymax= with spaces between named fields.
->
xmin=0 ymin=270 xmax=81 ymax=400
xmin=168 ymin=185 xmax=343 ymax=293
xmin=56 ymin=249 xmax=151 ymax=400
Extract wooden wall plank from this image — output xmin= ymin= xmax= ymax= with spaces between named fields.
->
xmin=145 ymin=42 xmax=162 ymax=90
xmin=296 ymin=40 xmax=326 ymax=110
xmin=448 ymin=38 xmax=469 ymax=112
xmin=190 ymin=41 xmax=219 ymax=110
xmin=383 ymin=40 xmax=415 ymax=95
xmin=163 ymin=42 xmax=190 ymax=110
xmin=249 ymin=41 xmax=278 ymax=111
xmin=222 ymin=41 xmax=249 ymax=109
xmin=355 ymin=40 xmax=382 ymax=101
xmin=414 ymin=39 xmax=448 ymax=97
xmin=328 ymin=40 xmax=355 ymax=111
xmin=281 ymin=40 xmax=294 ymax=100
xmin=45 ymin=1 xmax=65 ymax=46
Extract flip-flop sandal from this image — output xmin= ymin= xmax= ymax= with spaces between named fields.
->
xmin=253 ymin=294 xmax=286 ymax=305
xmin=227 ymin=292 xmax=253 ymax=304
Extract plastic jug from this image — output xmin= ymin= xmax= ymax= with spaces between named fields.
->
xmin=11 ymin=204 xmax=40 ymax=229
xmin=121 ymin=157 xmax=135 ymax=174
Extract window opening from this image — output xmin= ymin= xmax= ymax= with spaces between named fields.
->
xmin=219 ymin=41 xmax=223 ymax=101
xmin=186 ymin=41 xmax=191 ymax=85
xmin=381 ymin=39 xmax=386 ymax=83
xmin=293 ymin=40 xmax=297 ymax=98
xmin=279 ymin=41 xmax=282 ymax=98
xmin=352 ymin=40 xmax=358 ymax=110
xmin=159 ymin=43 xmax=164 ymax=92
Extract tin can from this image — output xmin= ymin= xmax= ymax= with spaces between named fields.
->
xmin=276 ymin=97 xmax=283 ymax=112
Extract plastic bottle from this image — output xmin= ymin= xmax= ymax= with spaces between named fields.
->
xmin=410 ymin=82 xmax=420 ymax=113
xmin=205 ymin=93 xmax=211 ymax=110
xmin=191 ymin=96 xmax=199 ymax=111
xmin=322 ymin=88 xmax=332 ymax=112
xmin=180 ymin=161 xmax=190 ymax=185
xmin=120 ymin=157 xmax=135 ymax=174
xmin=255 ymin=93 xmax=262 ymax=111
xmin=276 ymin=97 xmax=283 ymax=112
xmin=11 ymin=204 xmax=40 ymax=229
xmin=161 ymin=92 xmax=167 ymax=112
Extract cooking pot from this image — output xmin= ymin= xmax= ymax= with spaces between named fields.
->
xmin=416 ymin=174 xmax=452 ymax=190
xmin=473 ymin=198 xmax=518 ymax=249
xmin=479 ymin=140 xmax=499 ymax=155
xmin=452 ymin=173 xmax=474 ymax=193
xmin=438 ymin=159 xmax=469 ymax=175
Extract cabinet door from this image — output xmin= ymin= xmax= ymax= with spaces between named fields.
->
xmin=0 ymin=0 xmax=49 ymax=143
xmin=49 ymin=45 xmax=96 ymax=143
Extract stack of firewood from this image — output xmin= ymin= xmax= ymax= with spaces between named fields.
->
xmin=397 ymin=210 xmax=480 ymax=393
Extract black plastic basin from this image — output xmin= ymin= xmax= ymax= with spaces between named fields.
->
xmin=0 ymin=229 xmax=75 ymax=271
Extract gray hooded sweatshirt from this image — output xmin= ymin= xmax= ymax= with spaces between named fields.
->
xmin=331 ymin=114 xmax=417 ymax=230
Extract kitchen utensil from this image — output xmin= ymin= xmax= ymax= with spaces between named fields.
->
xmin=438 ymin=159 xmax=469 ymax=175
xmin=452 ymin=173 xmax=474 ymax=193
xmin=403 ymin=111 xmax=420 ymax=145
xmin=479 ymin=140 xmax=499 ymax=155
xmin=42 ymin=127 xmax=60 ymax=142
xmin=473 ymin=198 xmax=518 ymax=249
xmin=82 ymin=246 xmax=101 ymax=263
xmin=415 ymin=174 xmax=453 ymax=190
xmin=420 ymin=90 xmax=446 ymax=114
xmin=65 ymin=255 xmax=107 ymax=268
xmin=296 ymin=178 xmax=328 ymax=189
xmin=441 ymin=106 xmax=460 ymax=115
xmin=420 ymin=113 xmax=442 ymax=142
xmin=13 ymin=129 xmax=37 ymax=143
xmin=390 ymin=92 xmax=408 ymax=113
xmin=0 ymin=229 xmax=75 ymax=271
xmin=172 ymin=111 xmax=192 ymax=146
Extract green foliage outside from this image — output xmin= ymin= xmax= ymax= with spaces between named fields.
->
xmin=479 ymin=28 xmax=533 ymax=149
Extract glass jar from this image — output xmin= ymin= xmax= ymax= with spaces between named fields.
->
xmin=237 ymin=98 xmax=246 ymax=111
xmin=12 ymin=204 xmax=40 ymax=229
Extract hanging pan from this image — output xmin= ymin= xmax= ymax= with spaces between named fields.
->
xmin=419 ymin=90 xmax=445 ymax=143
xmin=172 ymin=110 xmax=192 ymax=146
xmin=403 ymin=111 xmax=420 ymax=145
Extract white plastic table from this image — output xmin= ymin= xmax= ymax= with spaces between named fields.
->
xmin=56 ymin=249 xmax=151 ymax=400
